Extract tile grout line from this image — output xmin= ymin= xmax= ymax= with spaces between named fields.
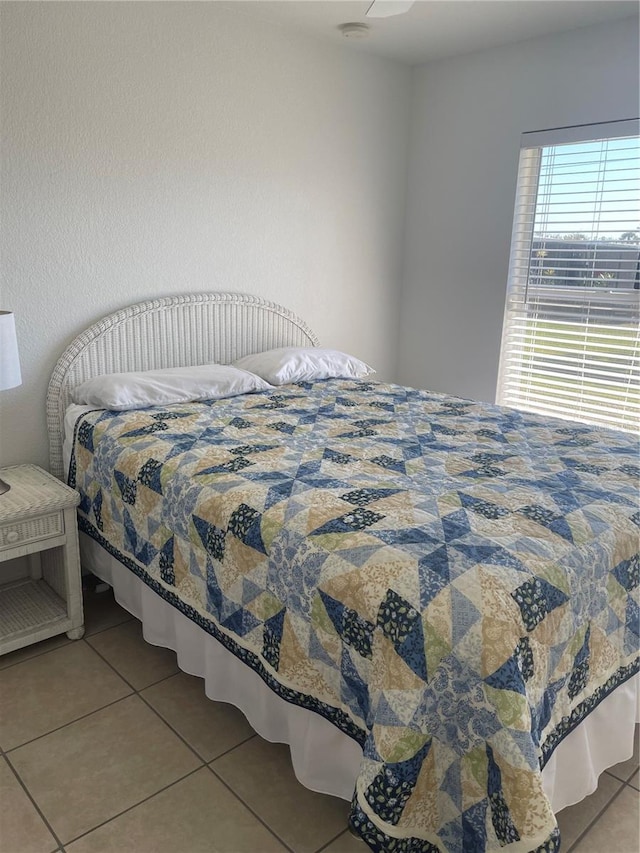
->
xmin=6 ymin=632 xmax=210 ymax=850
xmin=137 ymin=689 xmax=212 ymax=763
xmin=604 ymin=767 xmax=639 ymax=786
xmin=84 ymin=634 xmax=183 ymax=695
xmin=82 ymin=616 xmax=134 ymax=639
xmin=85 ymin=634 xmax=258 ymax=768
xmin=315 ymin=826 xmax=362 ymax=852
xmin=82 ymin=635 xmax=177 ymax=696
xmin=138 ymin=687 xmax=259 ymax=764
xmin=81 ymin=628 xmax=295 ymax=853
xmin=4 ymin=622 xmax=637 ymax=853
xmin=84 ymin=642 xmax=207 ymax=767
xmin=0 ymin=607 xmax=134 ymax=673
xmin=4 ymin=690 xmax=135 ymax=755
xmin=59 ymin=769 xmax=637 ymax=853
xmin=2 ymin=752 xmax=65 ymax=851
xmin=205 ymin=760 xmax=299 ymax=853
xmin=2 ymin=623 xmax=483 ymax=853
xmin=4 ymin=633 xmax=158 ymax=757
xmin=113 ymin=667 xmax=180 ymax=693
xmin=566 ymin=778 xmax=632 ymax=853
xmin=135 ymin=683 xmax=300 ymax=851
xmin=5 ymin=623 xmax=295 ymax=853
xmin=60 ymin=765 xmax=205 ymax=848
xmin=81 ymin=611 xmax=355 ymax=851
xmin=88 ymin=636 xmax=306 ymax=851
xmin=0 ymin=638 xmax=82 ymax=673
xmin=626 ymin=776 xmax=640 ymax=792
xmin=87 ymin=637 xmax=301 ymax=852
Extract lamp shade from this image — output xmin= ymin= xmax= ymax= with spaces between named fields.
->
xmin=0 ymin=311 xmax=22 ymax=390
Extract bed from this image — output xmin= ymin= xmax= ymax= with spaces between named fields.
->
xmin=47 ymin=292 xmax=639 ymax=853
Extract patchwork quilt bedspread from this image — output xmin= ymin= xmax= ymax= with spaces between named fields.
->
xmin=69 ymin=379 xmax=639 ymax=853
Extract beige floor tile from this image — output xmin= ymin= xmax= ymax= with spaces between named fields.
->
xmin=0 ymin=757 xmax=58 ymax=853
xmin=87 ymin=620 xmax=178 ymax=689
xmin=141 ymin=672 xmax=255 ymax=761
xmin=629 ymin=770 xmax=639 ymax=791
xmin=0 ymin=642 xmax=131 ymax=750
xmin=556 ymin=772 xmax=623 ymax=850
xmin=83 ymin=588 xmax=133 ymax=637
xmin=65 ymin=767 xmax=286 ymax=853
xmin=607 ymin=724 xmax=640 ymax=783
xmin=212 ymin=737 xmax=350 ymax=853
xmin=321 ymin=828 xmax=369 ymax=852
xmin=572 ymin=786 xmax=639 ymax=853
xmin=9 ymin=694 xmax=201 ymax=843
xmin=0 ymin=633 xmax=71 ymax=672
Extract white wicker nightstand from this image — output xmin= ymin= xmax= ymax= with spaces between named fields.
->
xmin=0 ymin=464 xmax=84 ymax=654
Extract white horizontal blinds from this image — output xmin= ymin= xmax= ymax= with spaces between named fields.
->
xmin=497 ymin=120 xmax=640 ymax=432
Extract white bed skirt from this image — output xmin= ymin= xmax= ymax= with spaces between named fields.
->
xmin=81 ymin=533 xmax=639 ymax=815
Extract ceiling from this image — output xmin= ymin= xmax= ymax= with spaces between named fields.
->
xmin=219 ymin=1 xmax=639 ymax=66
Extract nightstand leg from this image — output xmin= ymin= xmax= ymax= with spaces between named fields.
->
xmin=66 ymin=626 xmax=85 ymax=640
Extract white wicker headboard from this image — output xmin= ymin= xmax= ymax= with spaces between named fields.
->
xmin=47 ymin=292 xmax=319 ymax=479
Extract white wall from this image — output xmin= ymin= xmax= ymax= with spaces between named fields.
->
xmin=0 ymin=1 xmax=411 ymax=470
xmin=3 ymin=6 xmax=637 ymax=470
xmin=398 ymin=18 xmax=640 ymax=403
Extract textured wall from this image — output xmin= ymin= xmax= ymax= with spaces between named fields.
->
xmin=0 ymin=1 xmax=411 ymax=470
xmin=398 ymin=17 xmax=639 ymax=403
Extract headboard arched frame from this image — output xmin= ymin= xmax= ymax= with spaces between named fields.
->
xmin=46 ymin=292 xmax=319 ymax=478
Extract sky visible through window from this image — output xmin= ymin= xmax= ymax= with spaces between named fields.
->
xmin=534 ymin=136 xmax=640 ymax=241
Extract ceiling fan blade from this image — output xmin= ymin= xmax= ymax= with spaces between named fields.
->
xmin=366 ymin=0 xmax=415 ymax=18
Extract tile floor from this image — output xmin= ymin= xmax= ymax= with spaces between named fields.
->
xmin=0 ymin=589 xmax=638 ymax=853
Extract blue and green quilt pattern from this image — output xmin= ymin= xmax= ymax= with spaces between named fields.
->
xmin=69 ymin=379 xmax=639 ymax=853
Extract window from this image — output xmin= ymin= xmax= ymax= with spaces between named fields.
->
xmin=497 ymin=119 xmax=640 ymax=433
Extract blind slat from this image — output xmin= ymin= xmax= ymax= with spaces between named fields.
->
xmin=496 ymin=128 xmax=640 ymax=433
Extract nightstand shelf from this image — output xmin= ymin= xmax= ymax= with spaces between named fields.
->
xmin=0 ymin=464 xmax=84 ymax=655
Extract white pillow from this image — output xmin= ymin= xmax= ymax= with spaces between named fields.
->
xmin=71 ymin=364 xmax=272 ymax=411
xmin=233 ymin=347 xmax=375 ymax=386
